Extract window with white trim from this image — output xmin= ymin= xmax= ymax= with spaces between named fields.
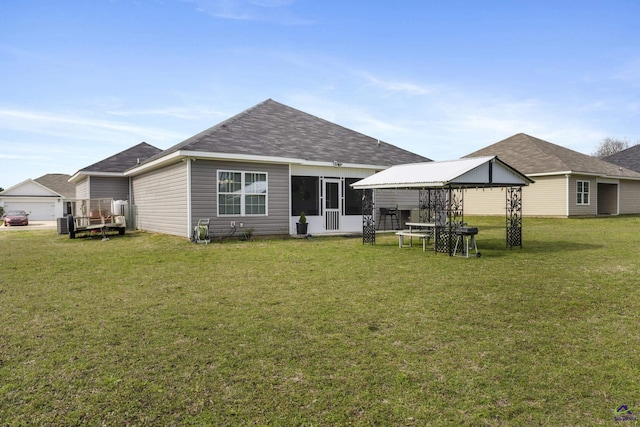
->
xmin=576 ymin=180 xmax=590 ymax=205
xmin=218 ymin=170 xmax=267 ymax=216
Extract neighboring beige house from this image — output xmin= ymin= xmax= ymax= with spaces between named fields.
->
xmin=462 ymin=133 xmax=640 ymax=217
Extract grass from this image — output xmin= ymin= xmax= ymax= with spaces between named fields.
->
xmin=1 ymin=216 xmax=639 ymax=425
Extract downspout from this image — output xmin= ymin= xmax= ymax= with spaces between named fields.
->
xmin=565 ymin=174 xmax=570 ymax=217
xmin=128 ymin=176 xmax=133 ymax=230
xmin=187 ymin=158 xmax=192 ymax=238
xmin=616 ymin=180 xmax=620 ymax=215
xmin=288 ymin=164 xmax=293 ymax=235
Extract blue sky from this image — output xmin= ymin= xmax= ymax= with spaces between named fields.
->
xmin=1 ymin=0 xmax=639 ymax=188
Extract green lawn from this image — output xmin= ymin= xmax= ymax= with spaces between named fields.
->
xmin=1 ymin=216 xmax=639 ymax=425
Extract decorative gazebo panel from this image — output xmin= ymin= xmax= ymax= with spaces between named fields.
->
xmin=506 ymin=186 xmax=523 ymax=249
xmin=419 ymin=188 xmax=463 ymax=255
xmin=362 ymin=189 xmax=375 ymax=244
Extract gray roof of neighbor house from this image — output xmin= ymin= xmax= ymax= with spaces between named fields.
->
xmin=464 ymin=133 xmax=640 ymax=179
xmin=139 ymin=99 xmax=431 ymax=168
xmin=602 ymin=144 xmax=640 ymax=173
xmin=34 ymin=174 xmax=76 ymax=198
xmin=72 ymin=142 xmax=162 ymax=177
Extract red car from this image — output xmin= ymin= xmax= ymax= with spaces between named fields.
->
xmin=3 ymin=210 xmax=29 ymax=226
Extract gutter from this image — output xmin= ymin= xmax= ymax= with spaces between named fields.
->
xmin=124 ymin=150 xmax=392 ymax=176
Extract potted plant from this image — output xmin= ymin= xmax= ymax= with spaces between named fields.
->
xmin=296 ymin=212 xmax=308 ymax=235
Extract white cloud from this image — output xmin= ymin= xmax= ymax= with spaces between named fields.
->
xmin=361 ymin=74 xmax=435 ymax=96
xmin=0 ymin=108 xmax=183 ymax=144
xmin=182 ymin=0 xmax=312 ymax=25
xmin=106 ymin=106 xmax=228 ymax=121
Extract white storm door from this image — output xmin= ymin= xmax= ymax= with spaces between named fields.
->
xmin=324 ymin=179 xmax=341 ymax=231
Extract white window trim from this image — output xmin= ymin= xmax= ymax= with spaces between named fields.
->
xmin=576 ymin=180 xmax=590 ymax=206
xmin=217 ymin=169 xmax=268 ymax=216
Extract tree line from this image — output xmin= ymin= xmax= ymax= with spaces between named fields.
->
xmin=592 ymin=137 xmax=639 ymax=158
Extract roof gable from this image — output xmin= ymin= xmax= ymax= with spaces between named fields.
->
xmin=141 ymin=99 xmax=430 ymax=168
xmin=465 ymin=133 xmax=640 ymax=179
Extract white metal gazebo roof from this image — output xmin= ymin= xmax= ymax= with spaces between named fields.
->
xmin=351 ymin=156 xmax=533 ymax=190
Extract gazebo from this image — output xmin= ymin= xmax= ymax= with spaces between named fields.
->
xmin=351 ymin=156 xmax=534 ymax=254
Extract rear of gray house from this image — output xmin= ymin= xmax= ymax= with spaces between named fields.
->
xmin=71 ymin=99 xmax=430 ymax=238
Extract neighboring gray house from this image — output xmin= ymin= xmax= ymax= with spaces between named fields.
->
xmin=83 ymin=99 xmax=430 ymax=238
xmin=0 ymin=174 xmax=75 ymax=220
xmin=463 ymin=133 xmax=640 ymax=216
xmin=69 ymin=142 xmax=162 ymax=201
xmin=603 ymin=144 xmax=640 ymax=173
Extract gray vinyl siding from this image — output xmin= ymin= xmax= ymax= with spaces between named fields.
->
xmin=374 ymin=189 xmax=421 ymax=210
xmin=90 ymin=176 xmax=129 ymax=200
xmin=568 ymin=175 xmax=597 ymax=216
xmin=191 ymin=160 xmax=290 ymax=236
xmin=132 ymin=161 xmax=189 ymax=237
xmin=76 ymin=178 xmax=89 ymax=199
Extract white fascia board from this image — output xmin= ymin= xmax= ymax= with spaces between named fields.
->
xmin=125 ymin=151 xmax=299 ymax=176
xmin=527 ymin=171 xmax=573 ymax=177
xmin=608 ymin=175 xmax=640 ymax=181
xmin=352 ymin=182 xmax=444 ymax=190
xmin=0 ymin=194 xmax=61 ymax=200
xmin=68 ymin=173 xmax=83 ymax=183
xmin=184 ymin=151 xmax=389 ymax=170
xmin=181 ymin=150 xmax=304 ymax=164
xmin=529 ymin=170 xmax=640 ymax=181
xmin=125 ymin=150 xmax=391 ymax=176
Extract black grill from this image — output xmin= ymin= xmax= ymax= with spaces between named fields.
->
xmin=455 ymin=227 xmax=478 ymax=236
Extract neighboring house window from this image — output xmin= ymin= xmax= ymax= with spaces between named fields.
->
xmin=218 ymin=170 xmax=267 ymax=216
xmin=344 ymin=178 xmax=363 ymax=215
xmin=576 ymin=180 xmax=590 ymax=205
xmin=291 ymin=176 xmax=319 ymax=216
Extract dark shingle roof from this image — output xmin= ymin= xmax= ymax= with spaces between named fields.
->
xmin=602 ymin=144 xmax=640 ymax=173
xmin=142 ymin=99 xmax=430 ymax=167
xmin=34 ymin=174 xmax=75 ymax=198
xmin=464 ymin=133 xmax=640 ymax=179
xmin=79 ymin=142 xmax=162 ymax=173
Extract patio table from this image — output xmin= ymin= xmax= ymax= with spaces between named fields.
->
xmin=396 ymin=222 xmax=436 ymax=251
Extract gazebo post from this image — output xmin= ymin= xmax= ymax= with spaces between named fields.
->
xmin=362 ymin=189 xmax=375 ymax=244
xmin=506 ymin=186 xmax=523 ymax=249
xmin=429 ymin=188 xmax=449 ymax=254
xmin=445 ymin=187 xmax=464 ymax=256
